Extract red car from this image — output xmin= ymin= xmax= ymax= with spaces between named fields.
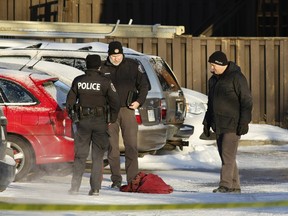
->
xmin=0 ymin=68 xmax=74 ymax=181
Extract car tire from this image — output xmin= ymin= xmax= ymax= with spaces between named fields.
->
xmin=8 ymin=135 xmax=35 ymax=182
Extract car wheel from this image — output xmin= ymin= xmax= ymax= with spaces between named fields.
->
xmin=8 ymin=135 xmax=35 ymax=181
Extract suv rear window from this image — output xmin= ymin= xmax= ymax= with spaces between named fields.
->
xmin=150 ymin=58 xmax=181 ymax=92
xmin=41 ymin=57 xmax=86 ymax=71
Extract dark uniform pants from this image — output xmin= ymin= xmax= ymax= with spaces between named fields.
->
xmin=216 ymin=132 xmax=241 ymax=189
xmin=71 ymin=116 xmax=108 ymax=191
xmin=108 ymin=107 xmax=139 ymax=183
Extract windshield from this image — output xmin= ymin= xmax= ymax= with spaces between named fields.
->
xmin=43 ymin=80 xmax=69 ymax=109
xmin=150 ymin=58 xmax=181 ymax=91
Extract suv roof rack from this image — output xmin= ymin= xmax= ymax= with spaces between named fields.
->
xmin=0 ymin=20 xmax=185 ymax=39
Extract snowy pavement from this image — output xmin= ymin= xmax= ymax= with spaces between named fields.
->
xmin=1 ymin=133 xmax=288 ymax=215
xmin=1 ymin=106 xmax=288 ymax=216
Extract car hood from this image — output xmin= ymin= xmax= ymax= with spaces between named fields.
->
xmin=182 ymin=87 xmax=207 ymax=115
xmin=182 ymin=87 xmax=207 ymax=104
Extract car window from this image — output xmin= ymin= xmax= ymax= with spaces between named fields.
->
xmin=150 ymin=58 xmax=181 ymax=92
xmin=0 ymin=79 xmax=36 ymax=104
xmin=0 ymin=92 xmax=4 ymax=103
xmin=41 ymin=57 xmax=86 ymax=70
xmin=43 ymin=80 xmax=69 ymax=109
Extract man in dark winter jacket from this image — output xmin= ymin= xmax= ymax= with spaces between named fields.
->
xmin=203 ymin=51 xmax=253 ymax=193
xmin=101 ymin=41 xmax=150 ymax=189
xmin=66 ymin=54 xmax=120 ymax=196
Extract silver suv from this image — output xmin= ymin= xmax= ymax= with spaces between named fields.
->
xmin=0 ymin=40 xmax=194 ymax=152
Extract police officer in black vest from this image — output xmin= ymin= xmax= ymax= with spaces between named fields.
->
xmin=66 ymin=54 xmax=120 ymax=196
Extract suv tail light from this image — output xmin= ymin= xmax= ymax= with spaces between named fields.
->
xmin=135 ymin=109 xmax=142 ymax=125
xmin=160 ymin=99 xmax=167 ymax=121
xmin=49 ymin=110 xmax=65 ymax=135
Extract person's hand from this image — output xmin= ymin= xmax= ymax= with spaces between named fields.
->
xmin=203 ymin=124 xmax=210 ymax=137
xmin=129 ymin=101 xmax=140 ymax=110
xmin=237 ymin=124 xmax=249 ymax=136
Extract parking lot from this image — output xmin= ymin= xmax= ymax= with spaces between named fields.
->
xmin=0 ymin=141 xmax=288 ymax=216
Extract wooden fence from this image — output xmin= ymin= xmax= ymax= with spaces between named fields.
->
xmin=0 ymin=0 xmax=288 ymax=128
xmin=93 ymin=37 xmax=288 ymax=128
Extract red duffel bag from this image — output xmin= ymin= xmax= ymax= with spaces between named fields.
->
xmin=120 ymin=171 xmax=173 ymax=194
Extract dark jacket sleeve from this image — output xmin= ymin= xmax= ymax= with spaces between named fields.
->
xmin=66 ymin=78 xmax=79 ymax=111
xmin=234 ymin=73 xmax=253 ymax=125
xmin=106 ymin=81 xmax=120 ymax=123
xmin=202 ymin=76 xmax=217 ymax=127
xmin=135 ymin=70 xmax=149 ymax=106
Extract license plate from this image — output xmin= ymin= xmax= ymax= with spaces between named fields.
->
xmin=147 ymin=109 xmax=155 ymax=122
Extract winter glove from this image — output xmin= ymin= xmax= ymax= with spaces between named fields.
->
xmin=236 ymin=124 xmax=249 ymax=136
xmin=203 ymin=124 xmax=211 ymax=137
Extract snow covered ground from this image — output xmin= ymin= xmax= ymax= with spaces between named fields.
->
xmin=1 ymin=123 xmax=287 ymax=216
xmin=1 ymin=89 xmax=288 ymax=216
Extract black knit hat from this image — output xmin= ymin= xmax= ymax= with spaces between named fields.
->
xmin=86 ymin=54 xmax=101 ymax=69
xmin=108 ymin=41 xmax=123 ymax=55
xmin=208 ymin=51 xmax=228 ymax=66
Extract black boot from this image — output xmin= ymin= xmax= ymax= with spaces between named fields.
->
xmin=88 ymin=189 xmax=99 ymax=196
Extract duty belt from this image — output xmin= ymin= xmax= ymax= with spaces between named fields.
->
xmin=79 ymin=106 xmax=105 ymax=117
